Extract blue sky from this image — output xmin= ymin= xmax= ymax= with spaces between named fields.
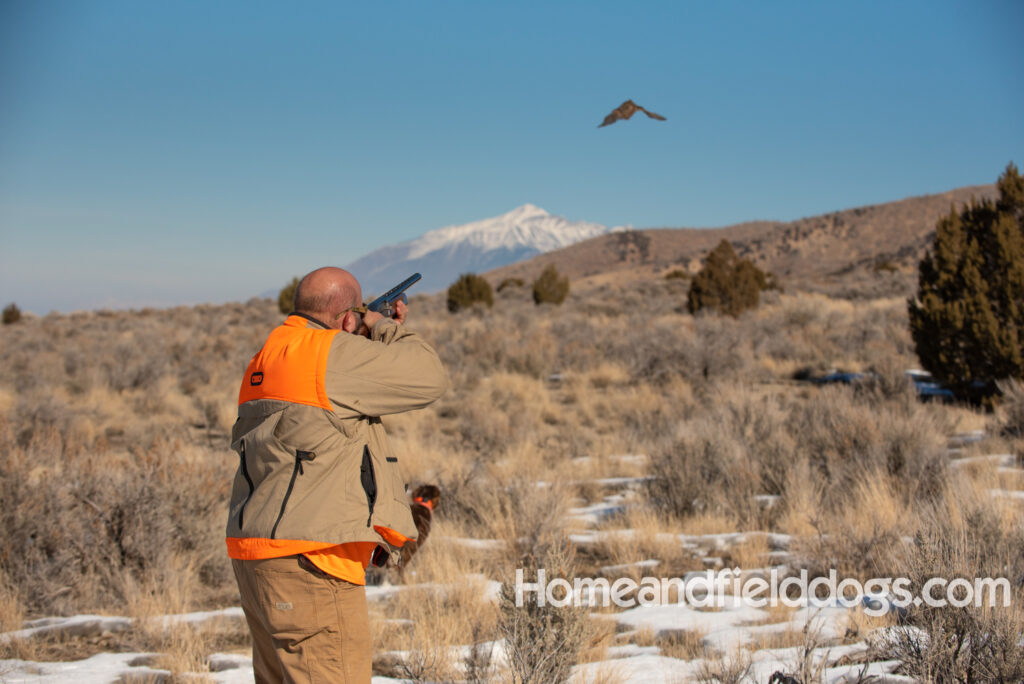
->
xmin=1 ymin=1 xmax=1022 ymax=313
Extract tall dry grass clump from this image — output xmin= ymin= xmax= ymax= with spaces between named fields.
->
xmin=996 ymin=378 xmax=1024 ymax=450
xmin=882 ymin=498 xmax=1024 ymax=681
xmin=497 ymin=544 xmax=591 ymax=684
xmin=0 ymin=568 xmax=26 ymax=634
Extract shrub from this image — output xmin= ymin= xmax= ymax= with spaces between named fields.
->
xmin=277 ymin=277 xmax=299 ymax=314
xmin=664 ymin=269 xmax=690 ymax=280
xmin=909 ymin=162 xmax=1024 ymax=402
xmin=447 ymin=273 xmax=494 ymax=313
xmin=996 ymin=378 xmax=1024 ymax=439
xmin=687 ymin=239 xmax=770 ymax=317
xmin=0 ymin=425 xmax=233 ymax=615
xmin=497 ymin=277 xmax=525 ymax=292
xmin=532 ymin=265 xmax=569 ymax=305
xmin=2 ymin=303 xmax=21 ymax=325
xmin=497 ymin=544 xmax=589 ymax=684
xmin=883 ymin=506 xmax=1024 ymax=682
xmin=609 ymin=230 xmax=651 ymax=262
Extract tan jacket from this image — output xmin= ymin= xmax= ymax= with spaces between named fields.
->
xmin=226 ymin=313 xmax=447 ymax=561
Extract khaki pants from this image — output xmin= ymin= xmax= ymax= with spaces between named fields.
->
xmin=232 ymin=556 xmax=371 ymax=684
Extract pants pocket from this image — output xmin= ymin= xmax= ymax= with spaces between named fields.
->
xmin=251 ymin=557 xmax=333 ymax=643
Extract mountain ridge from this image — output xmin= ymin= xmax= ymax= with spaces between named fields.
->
xmin=345 ymin=204 xmax=616 ymax=295
xmin=484 ymin=184 xmax=998 ymax=294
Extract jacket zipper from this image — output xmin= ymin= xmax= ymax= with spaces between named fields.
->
xmin=270 ymin=450 xmax=314 ymax=539
xmin=360 ymin=445 xmax=377 ymax=527
xmin=237 ymin=441 xmax=255 ymax=530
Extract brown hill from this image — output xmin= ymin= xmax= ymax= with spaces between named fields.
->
xmin=486 ymin=184 xmax=996 ymax=295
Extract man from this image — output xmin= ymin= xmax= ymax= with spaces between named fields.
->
xmin=226 ymin=267 xmax=447 ymax=683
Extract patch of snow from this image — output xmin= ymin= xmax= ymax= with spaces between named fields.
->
xmin=599 ymin=559 xmax=661 ymax=575
xmin=949 ymin=453 xmax=1017 ymax=469
xmin=570 ymin=653 xmax=701 ymax=684
xmin=702 ymin=605 xmax=849 ymax=653
xmin=567 ymin=501 xmax=628 ymax=526
xmin=592 ymin=476 xmax=653 ymax=487
xmin=1 ymin=615 xmax=132 ymax=643
xmin=615 ymin=595 xmax=771 ymax=636
xmin=438 ymin=536 xmax=506 ymax=551
xmin=0 ymin=652 xmax=162 ymax=684
xmin=990 ymin=488 xmax=1024 ymax=500
xmin=159 ymin=606 xmax=246 ymax=629
xmin=948 ymin=430 xmax=986 ymax=446
xmin=612 ymin=454 xmax=649 ymax=465
xmin=604 ymin=643 xmax=661 ymax=659
xmin=824 ymin=660 xmax=910 ymax=684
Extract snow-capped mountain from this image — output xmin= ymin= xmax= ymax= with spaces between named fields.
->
xmin=346 ymin=204 xmax=615 ymax=296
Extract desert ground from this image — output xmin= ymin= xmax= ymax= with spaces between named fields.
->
xmin=1 ymin=271 xmax=1022 ymax=682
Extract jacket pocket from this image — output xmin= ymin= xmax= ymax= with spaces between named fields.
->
xmin=237 ymin=439 xmax=255 ymax=530
xmin=360 ymin=445 xmax=377 ymax=527
xmin=270 ymin=450 xmax=315 ymax=539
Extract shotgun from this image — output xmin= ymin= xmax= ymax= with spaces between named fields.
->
xmin=367 ymin=273 xmax=422 ymax=318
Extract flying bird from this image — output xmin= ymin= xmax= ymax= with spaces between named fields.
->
xmin=598 ymin=99 xmax=667 ymax=127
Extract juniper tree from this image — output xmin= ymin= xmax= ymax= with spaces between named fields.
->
xmin=2 ymin=303 xmax=21 ymax=325
xmin=277 ymin=277 xmax=299 ymax=314
xmin=686 ymin=239 xmax=769 ymax=317
xmin=908 ymin=163 xmax=1024 ymax=401
xmin=447 ymin=273 xmax=494 ymax=312
xmin=532 ymin=265 xmax=569 ymax=305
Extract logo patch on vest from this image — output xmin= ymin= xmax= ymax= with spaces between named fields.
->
xmin=250 ymin=371 xmax=264 ymax=386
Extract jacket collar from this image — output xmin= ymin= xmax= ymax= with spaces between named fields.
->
xmin=288 ymin=312 xmax=332 ymax=330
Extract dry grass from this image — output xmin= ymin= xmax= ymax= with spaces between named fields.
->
xmin=843 ymin=605 xmax=897 ymax=644
xmin=695 ymin=649 xmax=752 ymax=684
xmin=584 ymin=507 xmax=699 ymax=582
xmin=573 ymin=662 xmax=630 ymax=684
xmin=795 ymin=469 xmax=918 ymax=581
xmin=744 ymin=624 xmax=811 ymax=652
xmin=2 ymin=282 xmax=1022 ymax=679
xmin=677 ymin=512 xmax=743 ymax=536
xmin=376 ymin=578 xmax=497 ymax=682
xmin=654 ymin=629 xmax=708 ymax=661
xmin=0 ymin=570 xmax=25 ymax=635
xmin=723 ymin=534 xmax=771 ymax=572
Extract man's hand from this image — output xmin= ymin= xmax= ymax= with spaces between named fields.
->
xmin=350 ymin=300 xmax=405 ymax=336
xmin=360 ymin=310 xmax=384 ymax=336
xmin=392 ymin=299 xmax=407 ymax=325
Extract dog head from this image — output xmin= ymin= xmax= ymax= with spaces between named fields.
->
xmin=411 ymin=484 xmax=441 ymax=511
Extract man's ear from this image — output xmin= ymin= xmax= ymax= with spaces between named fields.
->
xmin=339 ymin=311 xmax=358 ymax=333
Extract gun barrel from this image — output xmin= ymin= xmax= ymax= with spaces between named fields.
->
xmin=368 ymin=273 xmax=422 ymax=314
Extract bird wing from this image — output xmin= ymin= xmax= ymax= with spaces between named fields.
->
xmin=637 ymin=105 xmax=666 ymax=121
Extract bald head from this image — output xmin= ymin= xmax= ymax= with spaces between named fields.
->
xmin=293 ymin=267 xmax=363 ymax=326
